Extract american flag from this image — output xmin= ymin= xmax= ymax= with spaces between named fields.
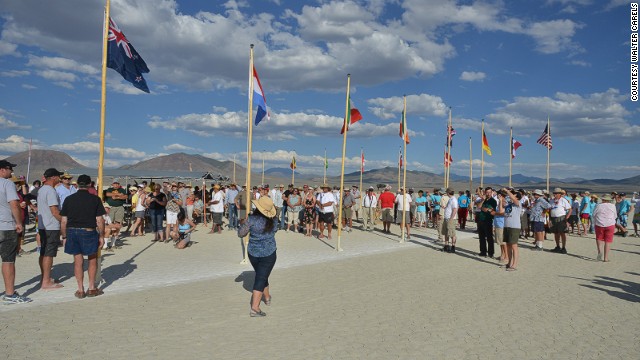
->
xmin=536 ymin=124 xmax=553 ymax=150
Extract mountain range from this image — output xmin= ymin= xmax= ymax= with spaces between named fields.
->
xmin=4 ymin=151 xmax=638 ymax=192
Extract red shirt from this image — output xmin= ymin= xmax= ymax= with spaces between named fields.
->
xmin=379 ymin=191 xmax=395 ymax=209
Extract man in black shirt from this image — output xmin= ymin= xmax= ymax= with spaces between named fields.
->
xmin=477 ymin=187 xmax=497 ymax=258
xmin=60 ymin=175 xmax=106 ymax=298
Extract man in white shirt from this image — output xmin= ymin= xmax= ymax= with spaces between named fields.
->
xmin=351 ymin=186 xmax=361 ymax=221
xmin=442 ymin=188 xmax=459 ymax=253
xmin=550 ymin=187 xmax=572 ymax=254
xmin=361 ymin=187 xmax=377 ymax=231
xmin=395 ymin=188 xmax=412 ymax=239
xmin=271 ymin=184 xmax=283 ymax=227
xmin=208 ymin=185 xmax=225 ymax=234
xmin=317 ymin=185 xmax=336 ymax=240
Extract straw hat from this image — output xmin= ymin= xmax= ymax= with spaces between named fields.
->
xmin=533 ymin=189 xmax=544 ymax=196
xmin=601 ymin=194 xmax=613 ymax=202
xmin=320 ymin=184 xmax=331 ymax=190
xmin=252 ymin=196 xmax=276 ymax=218
xmin=552 ymin=187 xmax=563 ymax=194
xmin=10 ymin=175 xmax=25 ymax=185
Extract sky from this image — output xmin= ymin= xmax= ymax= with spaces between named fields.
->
xmin=0 ymin=0 xmax=638 ymax=180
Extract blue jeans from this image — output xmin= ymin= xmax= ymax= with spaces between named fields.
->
xmin=248 ymin=251 xmax=277 ymax=292
xmin=149 ymin=208 xmax=164 ymax=233
xmin=280 ymin=205 xmax=287 ymax=229
xmin=228 ymin=204 xmax=238 ymax=229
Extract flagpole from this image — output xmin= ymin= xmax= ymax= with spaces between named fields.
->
xmin=291 ymin=152 xmax=295 ymax=186
xmin=469 ymin=137 xmax=473 ymax=193
xmin=95 ymin=0 xmax=111 ymax=286
xmin=241 ymin=44 xmax=255 ymax=265
xmin=323 ymin=148 xmax=327 ymax=184
xmin=359 ymin=147 xmax=363 ymax=198
xmin=397 ymin=147 xmax=401 ymax=191
xmin=400 ymin=95 xmax=408 ymax=243
xmin=480 ymin=119 xmax=485 ymax=189
xmin=26 ymin=138 xmax=32 ymax=184
xmin=233 ymin=154 xmax=236 ymax=183
xmin=509 ymin=127 xmax=513 ymax=187
xmin=446 ymin=107 xmax=452 ymax=188
xmin=546 ymin=116 xmax=550 ymax=194
xmin=336 ymin=74 xmax=351 ymax=252
xmin=443 ymin=144 xmax=448 ymax=187
xmin=261 ymin=150 xmax=265 ymax=185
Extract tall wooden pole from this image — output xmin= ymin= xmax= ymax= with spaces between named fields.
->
xmin=480 ymin=119 xmax=485 ymax=189
xmin=445 ymin=107 xmax=452 ymax=188
xmin=233 ymin=154 xmax=236 ymax=183
xmin=291 ymin=152 xmax=295 ymax=186
xmin=336 ymin=74 xmax=351 ymax=252
xmin=397 ymin=147 xmax=401 ymax=191
xmin=241 ymin=44 xmax=255 ymax=265
xmin=323 ymin=148 xmax=327 ymax=184
xmin=359 ymin=147 xmax=363 ymax=198
xmin=261 ymin=150 xmax=265 ymax=185
xmin=400 ymin=96 xmax=408 ymax=243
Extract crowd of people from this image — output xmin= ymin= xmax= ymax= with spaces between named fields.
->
xmin=0 ymin=157 xmax=638 ymax=311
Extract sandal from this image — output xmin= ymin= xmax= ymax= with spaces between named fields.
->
xmin=506 ymin=267 xmax=518 ymax=271
xmin=250 ymin=309 xmax=266 ymax=317
xmin=74 ymin=290 xmax=86 ymax=299
xmin=86 ymin=288 xmax=104 ymax=297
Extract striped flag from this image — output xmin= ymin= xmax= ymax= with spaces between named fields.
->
xmin=482 ymin=130 xmax=492 ymax=156
xmin=512 ymin=138 xmax=522 ymax=158
xmin=399 ymin=110 xmax=410 ymax=144
xmin=537 ymin=124 xmax=553 ymax=150
xmin=444 ymin=151 xmax=452 ymax=167
xmin=290 ymin=156 xmax=296 ymax=170
xmin=446 ymin=126 xmax=456 ymax=147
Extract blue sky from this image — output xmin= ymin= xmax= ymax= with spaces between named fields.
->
xmin=0 ymin=0 xmax=638 ymax=180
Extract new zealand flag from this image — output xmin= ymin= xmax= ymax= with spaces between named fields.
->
xmin=107 ymin=17 xmax=150 ymax=93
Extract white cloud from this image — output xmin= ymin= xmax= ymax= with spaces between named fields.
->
xmin=367 ymin=93 xmax=448 ymax=120
xmin=0 ymin=40 xmax=19 ymax=56
xmin=36 ymin=70 xmax=77 ymax=82
xmin=482 ymin=88 xmax=639 ymax=142
xmin=27 ymin=55 xmax=98 ymax=75
xmin=0 ymin=115 xmax=31 ymax=130
xmin=0 ymin=70 xmax=30 ymax=77
xmin=87 ymin=132 xmax=112 ymax=140
xmin=21 ymin=84 xmax=36 ymax=89
xmin=163 ymin=143 xmax=199 ymax=152
xmin=0 ymin=135 xmax=40 ymax=153
xmin=51 ymin=141 xmax=147 ymax=159
xmin=459 ymin=71 xmax=486 ymax=82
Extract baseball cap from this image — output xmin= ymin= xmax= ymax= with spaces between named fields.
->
xmin=0 ymin=159 xmax=17 ymax=169
xmin=43 ymin=168 xmax=64 ymax=178
xmin=77 ymin=174 xmax=91 ymax=186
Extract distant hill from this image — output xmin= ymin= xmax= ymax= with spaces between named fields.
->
xmin=120 ymin=152 xmax=243 ymax=173
xmin=5 ymin=150 xmax=86 ymax=180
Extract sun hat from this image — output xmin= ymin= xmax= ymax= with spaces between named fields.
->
xmin=552 ymin=187 xmax=563 ymax=194
xmin=601 ymin=194 xmax=613 ymax=202
xmin=103 ymin=202 xmax=111 ymax=208
xmin=213 ymin=184 xmax=220 ymax=190
xmin=533 ymin=189 xmax=544 ymax=196
xmin=10 ymin=175 xmax=25 ymax=185
xmin=252 ymin=196 xmax=277 ymax=218
xmin=61 ymin=173 xmax=73 ymax=179
xmin=320 ymin=184 xmax=331 ymax=190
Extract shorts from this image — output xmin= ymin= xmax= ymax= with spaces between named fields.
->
xmin=580 ymin=213 xmax=590 ymax=220
xmin=38 ymin=229 xmax=60 ymax=257
xmin=212 ymin=212 xmax=223 ymax=225
xmin=532 ymin=221 xmax=545 ymax=233
xmin=287 ymin=209 xmax=300 ymax=224
xmin=135 ymin=210 xmax=146 ymax=219
xmin=568 ymin=215 xmax=579 ymax=225
xmin=494 ymin=227 xmax=504 ymax=245
xmin=595 ymin=225 xmax=615 ymax=243
xmin=0 ymin=230 xmax=18 ymax=263
xmin=504 ymin=227 xmax=520 ymax=244
xmin=617 ymin=214 xmax=628 ymax=228
xmin=520 ymin=213 xmax=529 ymax=230
xmin=320 ymin=212 xmax=334 ymax=224
xmin=549 ymin=216 xmax=567 ymax=234
xmin=179 ymin=232 xmax=191 ymax=245
xmin=342 ymin=207 xmax=352 ymax=219
xmin=381 ymin=208 xmax=394 ymax=223
xmin=397 ymin=211 xmax=410 ymax=224
xmin=634 ymin=213 xmax=640 ymax=224
xmin=432 ymin=209 xmax=440 ymax=216
xmin=64 ymin=228 xmax=99 ymax=256
xmin=166 ymin=210 xmax=178 ymax=225
xmin=441 ymin=218 xmax=456 ymax=237
xmin=110 ymin=206 xmax=125 ymax=224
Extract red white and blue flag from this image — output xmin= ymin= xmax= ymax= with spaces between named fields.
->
xmin=252 ymin=67 xmax=269 ymax=125
xmin=511 ymin=138 xmax=522 ymax=158
xmin=107 ymin=17 xmax=149 ymax=93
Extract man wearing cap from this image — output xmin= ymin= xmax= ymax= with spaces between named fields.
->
xmin=361 ymin=187 xmax=378 ymax=231
xmin=550 ymin=188 xmax=572 ymax=253
xmin=55 ymin=173 xmax=77 ymax=210
xmin=341 ymin=188 xmax=355 ymax=232
xmin=37 ymin=168 xmax=65 ymax=291
xmin=209 ymin=184 xmax=224 ymax=234
xmin=60 ymin=175 xmax=106 ymax=298
xmin=105 ymin=180 xmax=127 ymax=227
xmin=226 ymin=184 xmax=239 ymax=230
xmin=477 ymin=187 xmax=497 ymax=257
xmin=615 ymin=193 xmax=631 ymax=237
xmin=317 ymin=185 xmax=336 ymax=239
xmin=379 ymin=186 xmax=395 ymax=233
xmin=0 ymin=160 xmax=31 ymax=304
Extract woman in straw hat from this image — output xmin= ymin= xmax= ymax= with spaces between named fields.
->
xmin=592 ymin=195 xmax=616 ymax=262
xmin=238 ymin=196 xmax=278 ymax=317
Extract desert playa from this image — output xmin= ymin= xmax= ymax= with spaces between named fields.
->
xmin=1 ymin=222 xmax=638 ymax=359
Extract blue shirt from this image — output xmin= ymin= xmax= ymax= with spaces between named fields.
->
xmin=458 ymin=195 xmax=469 ymax=208
xmin=530 ymin=198 xmax=551 ymax=222
xmin=431 ymin=194 xmax=441 ymax=210
xmin=619 ymin=199 xmax=630 ymax=216
xmin=580 ymin=197 xmax=590 ymax=214
xmin=416 ymin=196 xmax=427 ymax=212
xmin=238 ymin=214 xmax=277 ymax=257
